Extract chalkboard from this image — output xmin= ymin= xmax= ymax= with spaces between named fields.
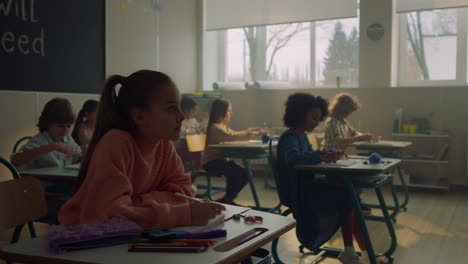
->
xmin=0 ymin=0 xmax=105 ymax=93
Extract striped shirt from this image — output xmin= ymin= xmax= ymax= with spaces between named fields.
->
xmin=321 ymin=117 xmax=357 ymax=151
xmin=17 ymin=132 xmax=82 ymax=170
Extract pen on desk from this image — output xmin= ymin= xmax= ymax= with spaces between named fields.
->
xmin=237 ymin=231 xmax=263 ymax=245
xmin=175 ymin=192 xmax=202 ymax=203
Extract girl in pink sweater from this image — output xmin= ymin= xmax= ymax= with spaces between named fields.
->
xmin=59 ymin=70 xmax=225 ymax=229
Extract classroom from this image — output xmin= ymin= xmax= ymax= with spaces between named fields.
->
xmin=0 ymin=0 xmax=467 ymax=263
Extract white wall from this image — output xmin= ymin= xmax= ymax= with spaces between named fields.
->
xmin=0 ymin=0 xmax=199 ymax=180
xmin=359 ymin=0 xmax=393 ymax=88
xmin=158 ymin=0 xmax=198 ymax=93
xmin=106 ymin=0 xmax=198 ymax=93
xmin=105 ymin=0 xmax=160 ymax=76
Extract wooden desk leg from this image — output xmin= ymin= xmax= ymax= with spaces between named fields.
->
xmin=346 ymin=178 xmax=377 ymax=264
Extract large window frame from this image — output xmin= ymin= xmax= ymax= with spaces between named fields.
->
xmin=217 ymin=20 xmax=359 ymax=89
xmin=397 ymin=8 xmax=468 ymax=86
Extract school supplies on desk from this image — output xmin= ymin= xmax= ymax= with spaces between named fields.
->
xmin=233 ymin=214 xmax=263 ymax=224
xmin=128 ymin=244 xmax=208 ymax=253
xmin=171 ymin=203 xmax=250 ymax=233
xmin=142 ymin=229 xmax=227 ymax=241
xmin=44 ymin=215 xmax=142 ymax=254
xmin=320 ymin=160 xmax=356 ymax=167
xmin=142 ymin=230 xmax=188 ymax=241
xmin=129 ymin=229 xmax=227 ymax=253
xmin=237 ymin=230 xmax=263 ymax=245
xmin=131 ymin=238 xmax=215 ymax=247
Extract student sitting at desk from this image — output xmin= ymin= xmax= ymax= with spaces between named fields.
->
xmin=203 ymin=99 xmax=267 ymax=205
xmin=322 ymin=92 xmax=373 ymax=214
xmin=71 ymin=99 xmax=98 ymax=147
xmin=59 ymin=70 xmax=225 ymax=230
xmin=321 ymin=92 xmax=372 ymax=151
xmin=277 ymin=93 xmax=372 ymax=264
xmin=11 ymin=98 xmax=82 ymax=170
xmin=174 ymin=96 xmax=203 ymax=172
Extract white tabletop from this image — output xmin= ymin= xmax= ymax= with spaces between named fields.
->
xmin=0 ymin=209 xmax=296 ymax=264
xmin=209 ymin=140 xmax=276 ymax=150
xmin=295 ymin=158 xmax=401 ymax=174
xmin=352 ymin=140 xmax=412 ymax=149
xmin=20 ymin=166 xmax=79 ymax=180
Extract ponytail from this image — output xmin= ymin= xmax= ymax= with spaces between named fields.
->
xmin=75 ymin=71 xmax=174 ymax=191
xmin=72 ymin=100 xmax=99 ymax=145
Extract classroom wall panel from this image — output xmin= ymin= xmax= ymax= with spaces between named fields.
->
xmin=105 ymin=0 xmax=159 ymax=77
xmin=158 ymin=0 xmax=198 ymax=93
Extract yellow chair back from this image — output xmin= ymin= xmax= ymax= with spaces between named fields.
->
xmin=307 ymin=134 xmax=319 ymax=150
xmin=186 ymin=134 xmax=206 ymax=152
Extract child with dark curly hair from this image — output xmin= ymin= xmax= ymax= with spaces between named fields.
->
xmin=277 ymin=93 xmax=372 ymax=264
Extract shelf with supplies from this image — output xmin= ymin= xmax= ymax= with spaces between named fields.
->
xmin=392 ymin=132 xmax=450 ymax=190
xmin=391 ymin=133 xmax=449 ymax=138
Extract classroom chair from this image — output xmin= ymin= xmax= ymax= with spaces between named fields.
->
xmin=11 ymin=137 xmax=72 ymax=227
xmin=307 ymin=133 xmax=320 ymax=150
xmin=0 ymin=157 xmax=39 ymax=243
xmin=0 ymin=176 xmax=47 ymax=264
xmin=184 ymin=128 xmax=226 ymax=200
xmin=12 ymin=136 xmax=32 ymax=154
xmin=267 ymin=137 xmax=304 ymax=264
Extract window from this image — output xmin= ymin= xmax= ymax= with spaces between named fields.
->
xmin=225 ymin=28 xmax=251 ymax=82
xmin=398 ymin=8 xmax=467 ymax=85
xmin=316 ymin=18 xmax=359 ymax=87
xmin=266 ymin=23 xmax=311 ymax=85
xmin=221 ymin=18 xmax=359 ymax=88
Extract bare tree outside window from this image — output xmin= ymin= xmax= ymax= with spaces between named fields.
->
xmin=405 ymin=9 xmax=457 ymax=81
xmin=242 ymin=23 xmax=310 ymax=82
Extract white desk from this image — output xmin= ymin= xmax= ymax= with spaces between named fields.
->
xmin=296 ymin=157 xmax=401 ymax=174
xmin=209 ymin=140 xmax=276 ymax=150
xmin=352 ymin=140 xmax=412 ymax=149
xmin=0 ymin=209 xmax=296 ymax=264
xmin=21 ymin=166 xmax=79 ymax=181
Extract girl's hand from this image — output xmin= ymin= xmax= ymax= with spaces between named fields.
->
xmin=247 ymin=128 xmax=269 ymax=134
xmin=190 ymin=201 xmax=226 ymax=226
xmin=357 ymin=133 xmax=373 ymax=141
xmin=52 ymin=143 xmax=75 ymax=157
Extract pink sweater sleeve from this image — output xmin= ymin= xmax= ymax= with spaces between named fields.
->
xmin=59 ymin=133 xmax=192 ymax=230
xmin=138 ymin=141 xmax=195 ymax=203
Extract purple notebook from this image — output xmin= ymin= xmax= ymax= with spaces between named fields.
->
xmin=44 ymin=215 xmax=142 ymax=254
